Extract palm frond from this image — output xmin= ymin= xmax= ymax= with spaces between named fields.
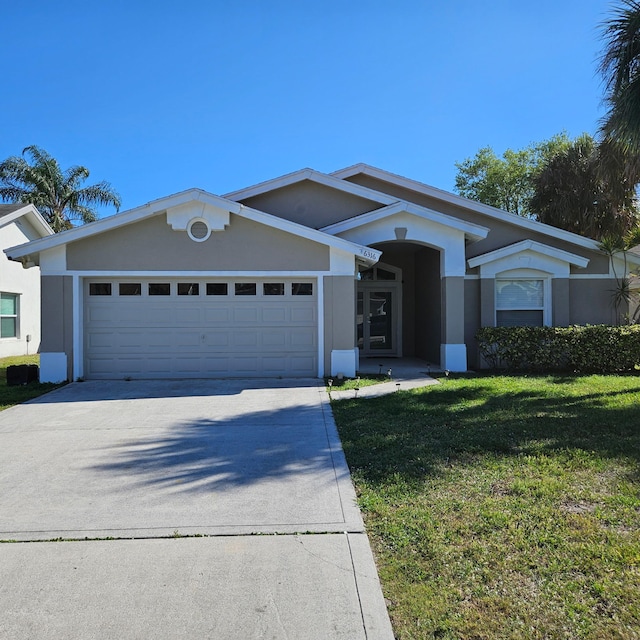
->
xmin=0 ymin=145 xmax=120 ymax=232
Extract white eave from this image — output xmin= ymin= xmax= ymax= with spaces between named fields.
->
xmin=467 ymin=240 xmax=590 ymax=270
xmin=0 ymin=203 xmax=53 ymax=238
xmin=4 ymin=188 xmax=381 ymax=267
xmin=321 ymin=200 xmax=489 ymax=241
xmin=331 ymin=163 xmax=612 ymax=253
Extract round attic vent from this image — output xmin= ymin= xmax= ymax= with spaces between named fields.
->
xmin=187 ymin=218 xmax=211 ymax=242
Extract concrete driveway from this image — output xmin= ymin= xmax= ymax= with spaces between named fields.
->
xmin=0 ymin=379 xmax=394 ymax=639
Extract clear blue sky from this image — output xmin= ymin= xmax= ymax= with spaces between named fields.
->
xmin=2 ymin=0 xmax=615 ymax=216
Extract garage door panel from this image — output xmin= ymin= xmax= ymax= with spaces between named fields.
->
xmin=204 ymin=332 xmax=230 ymax=347
xmin=204 ymin=308 xmax=231 ymax=323
xmin=87 ymin=332 xmax=115 ymax=349
xmin=233 ymin=307 xmax=259 ymax=323
xmin=262 ymin=331 xmax=287 ymax=347
xmin=176 ymin=332 xmax=202 ymax=348
xmin=262 ymin=357 xmax=287 ymax=373
xmin=232 ymin=332 xmax=259 ymax=347
xmin=174 ymin=357 xmax=202 ymax=373
xmin=262 ymin=307 xmax=287 ymax=323
xmin=179 ymin=308 xmax=202 ymax=323
xmin=85 ymin=278 xmax=317 ymax=378
xmin=233 ymin=357 xmax=260 ymax=373
xmin=291 ymin=307 xmax=315 ymax=323
xmin=290 ymin=330 xmax=316 ymax=347
xmin=145 ymin=358 xmax=173 ymax=374
xmin=290 ymin=356 xmax=317 ymax=373
xmin=201 ymin=357 xmax=231 ymax=372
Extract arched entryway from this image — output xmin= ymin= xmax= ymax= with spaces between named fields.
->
xmin=358 ymin=241 xmax=442 ymax=365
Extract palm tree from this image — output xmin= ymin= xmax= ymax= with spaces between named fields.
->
xmin=599 ymin=0 xmax=640 ymax=153
xmin=0 ymin=145 xmax=121 ymax=232
xmin=530 ymin=134 xmax=640 ymax=240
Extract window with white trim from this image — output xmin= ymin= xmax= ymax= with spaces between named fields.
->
xmin=496 ymin=279 xmax=545 ymax=327
xmin=0 ymin=293 xmax=18 ymax=338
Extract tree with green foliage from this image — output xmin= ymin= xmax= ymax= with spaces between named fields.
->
xmin=530 ymin=133 xmax=640 ymax=241
xmin=454 ymin=133 xmax=571 ymax=217
xmin=0 ymin=146 xmax=121 ymax=233
xmin=599 ymin=0 xmax=640 ymax=154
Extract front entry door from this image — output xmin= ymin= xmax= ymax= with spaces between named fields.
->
xmin=357 ymin=287 xmax=399 ymax=356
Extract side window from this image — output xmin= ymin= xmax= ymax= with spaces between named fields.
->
xmin=0 ymin=293 xmax=18 ymax=338
xmin=496 ymin=279 xmax=544 ymax=327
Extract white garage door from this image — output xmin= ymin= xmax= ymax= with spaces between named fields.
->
xmin=84 ymin=278 xmax=317 ymax=379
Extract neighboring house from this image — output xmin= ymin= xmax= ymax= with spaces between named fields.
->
xmin=5 ymin=164 xmax=640 ymax=383
xmin=0 ymin=204 xmax=53 ymax=358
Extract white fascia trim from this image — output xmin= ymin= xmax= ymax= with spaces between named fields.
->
xmin=0 ymin=204 xmax=54 ymax=237
xmin=331 ymin=164 xmax=607 ymax=253
xmin=467 ymin=240 xmax=589 ymax=270
xmin=46 ymin=270 xmax=337 ymax=278
xmin=317 ymin=274 xmax=325 ymax=378
xmin=5 ymin=189 xmax=244 ymax=260
xmin=466 ymin=272 xmax=620 ymax=280
xmin=72 ymin=275 xmax=82 ymax=381
xmin=321 ymin=201 xmax=489 ymax=241
xmin=223 ymin=167 xmax=397 ymax=207
xmin=6 ymin=189 xmax=380 ymax=268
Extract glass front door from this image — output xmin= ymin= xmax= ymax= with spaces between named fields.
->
xmin=357 ymin=288 xmax=398 ymax=355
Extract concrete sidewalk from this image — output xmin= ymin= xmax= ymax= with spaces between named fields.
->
xmin=0 ymin=379 xmax=395 ymax=639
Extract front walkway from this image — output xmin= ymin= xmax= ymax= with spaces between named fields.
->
xmin=329 ymin=357 xmax=439 ymax=400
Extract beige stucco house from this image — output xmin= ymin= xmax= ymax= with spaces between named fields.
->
xmin=5 ymin=164 xmax=638 ymax=383
xmin=0 ymin=204 xmax=53 ymax=358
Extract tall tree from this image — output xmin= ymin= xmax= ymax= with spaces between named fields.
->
xmin=0 ymin=145 xmax=121 ymax=232
xmin=454 ymin=133 xmax=571 ymax=217
xmin=530 ymin=133 xmax=640 ymax=240
xmin=599 ymin=0 xmax=640 ymax=153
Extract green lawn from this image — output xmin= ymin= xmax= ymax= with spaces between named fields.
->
xmin=332 ymin=374 xmax=640 ymax=640
xmin=0 ymin=355 xmax=62 ymax=411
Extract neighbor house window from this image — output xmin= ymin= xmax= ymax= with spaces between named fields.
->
xmin=0 ymin=293 xmax=18 ymax=338
xmin=496 ymin=279 xmax=545 ymax=327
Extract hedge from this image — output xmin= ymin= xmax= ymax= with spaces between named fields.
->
xmin=476 ymin=325 xmax=640 ymax=373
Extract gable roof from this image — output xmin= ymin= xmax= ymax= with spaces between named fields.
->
xmin=321 ymin=200 xmax=489 ymax=241
xmin=223 ymin=167 xmax=397 ymax=207
xmin=330 ymin=163 xmax=612 ymax=254
xmin=467 ymin=240 xmax=590 ymax=270
xmin=0 ymin=203 xmax=53 ymax=237
xmin=5 ymin=188 xmax=381 ymax=266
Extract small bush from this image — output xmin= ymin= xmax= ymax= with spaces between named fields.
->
xmin=476 ymin=325 xmax=640 ymax=373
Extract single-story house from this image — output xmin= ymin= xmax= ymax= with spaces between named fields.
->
xmin=0 ymin=204 xmax=53 ymax=358
xmin=5 ymin=164 xmax=639 ymax=383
